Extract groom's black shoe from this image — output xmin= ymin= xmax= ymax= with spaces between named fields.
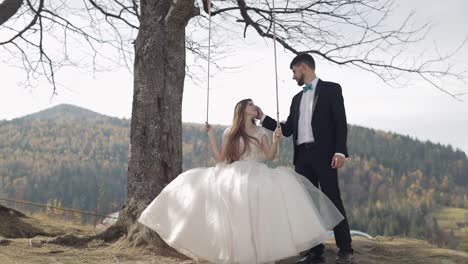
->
xmin=335 ymin=251 xmax=354 ymax=264
xmin=296 ymin=252 xmax=325 ymax=264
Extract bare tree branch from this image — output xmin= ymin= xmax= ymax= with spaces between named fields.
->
xmin=0 ymin=0 xmax=43 ymax=45
xmin=87 ymin=0 xmax=138 ymax=29
xmin=228 ymin=0 xmax=467 ymax=99
xmin=1 ymin=0 xmax=466 ymax=99
xmin=0 ymin=0 xmax=23 ymax=26
xmin=0 ymin=0 xmax=140 ymax=96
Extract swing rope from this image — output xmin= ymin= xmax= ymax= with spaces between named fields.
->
xmin=271 ymin=0 xmax=281 ymax=161
xmin=205 ymin=0 xmax=213 ymax=167
xmin=204 ymin=0 xmax=281 ymax=164
xmin=271 ymin=0 xmax=280 ymax=127
xmin=206 ymin=0 xmax=212 ymax=125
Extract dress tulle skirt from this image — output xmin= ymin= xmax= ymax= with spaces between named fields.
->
xmin=138 ymin=161 xmax=344 ymax=264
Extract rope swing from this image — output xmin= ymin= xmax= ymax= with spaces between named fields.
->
xmin=270 ymin=0 xmax=281 ymax=160
xmin=206 ymin=0 xmax=212 ymax=125
xmin=271 ymin=0 xmax=281 ymax=128
xmin=204 ymin=0 xmax=281 ymax=164
xmin=205 ymin=0 xmax=213 ymax=166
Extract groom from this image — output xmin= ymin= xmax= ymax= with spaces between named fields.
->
xmin=257 ymin=53 xmax=353 ymax=264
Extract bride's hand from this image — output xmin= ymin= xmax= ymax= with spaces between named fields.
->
xmin=205 ymin=122 xmax=215 ymax=137
xmin=273 ymin=127 xmax=281 ymax=143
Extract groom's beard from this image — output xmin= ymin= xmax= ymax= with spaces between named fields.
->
xmin=297 ymin=75 xmax=305 ymax=86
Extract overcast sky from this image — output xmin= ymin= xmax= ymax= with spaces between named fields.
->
xmin=1 ymin=0 xmax=467 ymax=153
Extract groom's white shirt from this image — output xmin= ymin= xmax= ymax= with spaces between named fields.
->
xmin=297 ymin=77 xmax=319 ymax=145
xmin=261 ymin=76 xmax=345 ymax=158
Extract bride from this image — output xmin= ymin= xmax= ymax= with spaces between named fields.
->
xmin=138 ymin=99 xmax=344 ymax=264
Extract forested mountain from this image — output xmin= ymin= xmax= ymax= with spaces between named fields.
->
xmin=0 ymin=105 xmax=129 ymax=217
xmin=0 ymin=104 xmax=467 ymax=250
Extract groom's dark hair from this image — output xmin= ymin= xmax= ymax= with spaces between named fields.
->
xmin=290 ymin=53 xmax=315 ymax=70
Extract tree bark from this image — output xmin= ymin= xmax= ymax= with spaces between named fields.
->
xmin=116 ymin=0 xmax=198 ymax=249
xmin=0 ymin=0 xmax=23 ymax=26
xmin=41 ymin=0 xmax=198 ymax=251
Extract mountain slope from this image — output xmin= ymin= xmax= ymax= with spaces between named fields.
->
xmin=0 ymin=104 xmax=467 ymax=250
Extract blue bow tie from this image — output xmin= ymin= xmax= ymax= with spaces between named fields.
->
xmin=303 ymin=83 xmax=313 ymax=92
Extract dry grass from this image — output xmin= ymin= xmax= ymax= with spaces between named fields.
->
xmin=434 ymin=207 xmax=468 ymax=239
xmin=0 ymin=237 xmax=188 ymax=264
xmin=1 ymin=236 xmax=468 ymax=264
xmin=0 ymin=205 xmax=94 ymax=239
xmin=1 ymin=206 xmax=468 ymax=264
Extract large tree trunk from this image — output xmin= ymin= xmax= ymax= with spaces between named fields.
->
xmin=42 ymin=0 xmax=199 ymax=252
xmin=115 ymin=0 xmax=197 ymax=249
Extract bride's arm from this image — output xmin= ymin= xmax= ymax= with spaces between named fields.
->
xmin=206 ymin=123 xmax=225 ymax=162
xmin=261 ymin=127 xmax=281 ymax=160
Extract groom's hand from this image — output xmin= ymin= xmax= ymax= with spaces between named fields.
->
xmin=331 ymin=155 xmax=345 ymax=169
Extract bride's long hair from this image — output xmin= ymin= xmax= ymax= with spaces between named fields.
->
xmin=224 ymin=99 xmax=261 ymax=164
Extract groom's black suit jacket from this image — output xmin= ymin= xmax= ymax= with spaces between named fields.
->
xmin=263 ymin=79 xmax=348 ymax=165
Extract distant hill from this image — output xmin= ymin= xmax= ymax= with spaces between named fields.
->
xmin=19 ymin=104 xmax=116 ymax=123
xmin=0 ymin=104 xmax=467 ymax=251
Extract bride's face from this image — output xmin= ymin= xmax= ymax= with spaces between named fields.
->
xmin=244 ymin=101 xmax=258 ymax=118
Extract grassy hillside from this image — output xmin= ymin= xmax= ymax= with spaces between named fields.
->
xmin=0 ymin=104 xmax=467 ymax=250
xmin=0 ymin=206 xmax=467 ymax=264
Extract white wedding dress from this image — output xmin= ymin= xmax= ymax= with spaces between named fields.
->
xmin=138 ymin=127 xmax=344 ymax=264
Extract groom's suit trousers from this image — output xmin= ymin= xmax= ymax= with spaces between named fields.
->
xmin=294 ymin=143 xmax=353 ymax=254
